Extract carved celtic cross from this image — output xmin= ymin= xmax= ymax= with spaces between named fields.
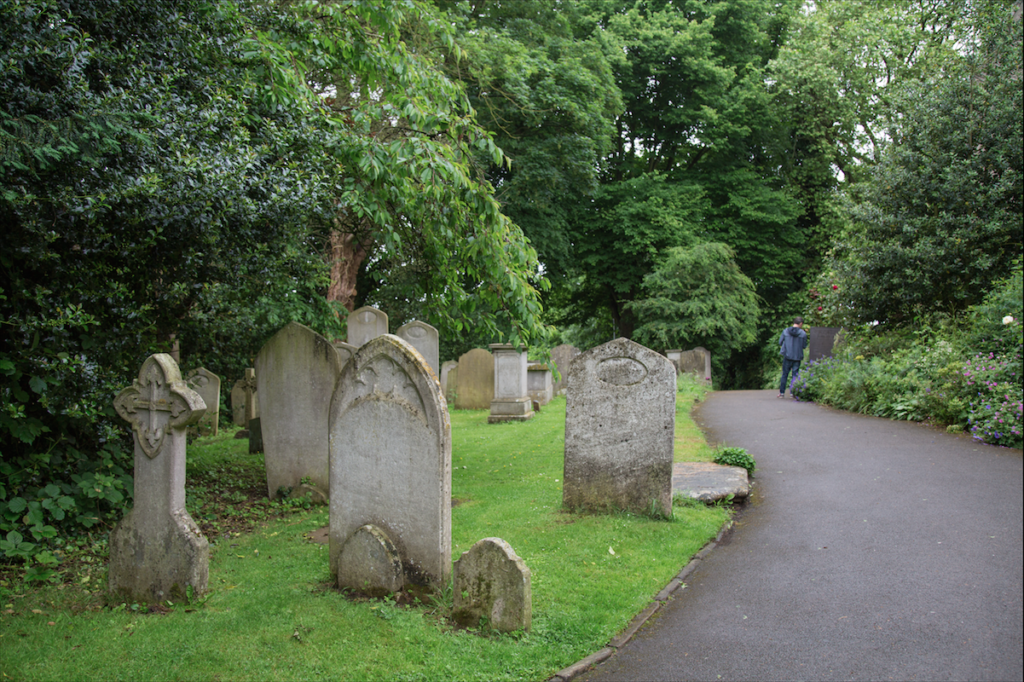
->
xmin=114 ymin=354 xmax=205 ymax=458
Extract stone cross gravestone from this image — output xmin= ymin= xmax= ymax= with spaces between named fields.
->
xmin=452 ymin=537 xmax=531 ymax=633
xmin=454 ymin=348 xmax=494 ymax=410
xmin=186 ymin=367 xmax=220 ymax=437
xmin=241 ymin=368 xmax=258 ymax=427
xmin=329 ymin=335 xmax=452 ymax=592
xmin=489 ymin=344 xmax=534 ymax=423
xmin=563 ymin=337 xmax=676 ymax=517
xmin=549 ymin=344 xmax=580 ymax=395
xmin=397 ymin=320 xmax=440 ymax=378
xmin=255 ymin=322 xmax=344 ymax=498
xmin=809 ymin=327 xmax=842 ymax=363
xmin=527 ymin=363 xmax=553 ymax=406
xmin=347 ymin=306 xmax=388 ymax=347
xmin=109 ymin=354 xmax=209 ymax=603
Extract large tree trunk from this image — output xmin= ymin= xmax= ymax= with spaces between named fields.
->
xmin=327 ymin=231 xmax=370 ymax=313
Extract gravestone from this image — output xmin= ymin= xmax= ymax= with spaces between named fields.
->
xmin=665 ymin=350 xmax=682 ymax=373
xmin=329 ymin=335 xmax=451 ymax=591
xmin=230 ymin=380 xmax=246 ymax=427
xmin=439 ymin=360 xmax=458 ymax=400
xmin=336 ymin=525 xmax=404 ymax=597
xmin=248 ymin=417 xmax=263 ymax=454
xmin=563 ymin=337 xmax=676 ymax=517
xmin=454 ymin=348 xmax=494 ymax=410
xmin=452 ymin=537 xmax=532 ymax=633
xmin=347 ymin=306 xmax=388 ymax=347
xmin=109 ymin=354 xmax=209 ymax=603
xmin=678 ymin=347 xmax=712 ymax=384
xmin=241 ymin=368 xmax=259 ymax=427
xmin=549 ymin=344 xmax=580 ymax=395
xmin=186 ymin=367 xmax=220 ymax=437
xmin=255 ymin=322 xmax=343 ymax=498
xmin=397 ymin=320 xmax=439 ymax=378
xmin=333 ymin=340 xmax=358 ymax=369
xmin=527 ymin=364 xmax=554 ymax=406
xmin=489 ymin=344 xmax=534 ymax=423
xmin=809 ymin=326 xmax=842 ymax=363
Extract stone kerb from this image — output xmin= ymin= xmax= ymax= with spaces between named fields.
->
xmin=255 ymin=322 xmax=343 ymax=499
xmin=454 ymin=348 xmax=494 ymax=410
xmin=329 ymin=335 xmax=452 ymax=591
xmin=347 ymin=306 xmax=389 ymax=347
xmin=563 ymin=338 xmax=676 ymax=517
xmin=527 ymin=364 xmax=553 ymax=406
xmin=109 ymin=354 xmax=209 ymax=603
xmin=452 ymin=537 xmax=532 ymax=633
xmin=397 ymin=320 xmax=440 ymax=379
xmin=549 ymin=344 xmax=580 ymax=395
xmin=186 ymin=367 xmax=220 ymax=437
xmin=489 ymin=344 xmax=534 ymax=423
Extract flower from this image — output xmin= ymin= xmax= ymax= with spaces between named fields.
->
xmin=832 ymin=284 xmax=838 ymax=290
xmin=1003 ymin=315 xmax=1014 ymax=325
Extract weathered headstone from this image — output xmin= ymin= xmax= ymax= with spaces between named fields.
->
xmin=527 ymin=363 xmax=553 ymax=406
xmin=453 ymin=538 xmax=531 ymax=633
xmin=809 ymin=326 xmax=842 ymax=363
xmin=397 ymin=320 xmax=440 ymax=378
xmin=563 ymin=337 xmax=676 ymax=517
xmin=665 ymin=349 xmax=682 ymax=373
xmin=489 ymin=344 xmax=534 ymax=423
xmin=255 ymin=322 xmax=343 ymax=498
xmin=347 ymin=306 xmax=388 ymax=347
xmin=230 ymin=379 xmax=246 ymax=427
xmin=454 ymin=348 xmax=494 ymax=410
xmin=549 ymin=344 xmax=580 ymax=395
xmin=439 ymin=360 xmax=458 ymax=401
xmin=677 ymin=347 xmax=712 ymax=384
xmin=329 ymin=335 xmax=451 ymax=591
xmin=333 ymin=340 xmax=358 ymax=368
xmin=109 ymin=354 xmax=209 ymax=603
xmin=336 ymin=525 xmax=404 ymax=597
xmin=186 ymin=367 xmax=221 ymax=437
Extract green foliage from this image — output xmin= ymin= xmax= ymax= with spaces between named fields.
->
xmin=713 ymin=447 xmax=756 ymax=475
xmin=630 ymin=243 xmax=760 ymax=365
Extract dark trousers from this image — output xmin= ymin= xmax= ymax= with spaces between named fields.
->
xmin=779 ymin=358 xmax=802 ymax=395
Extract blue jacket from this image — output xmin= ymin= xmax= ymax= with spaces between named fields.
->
xmin=779 ymin=326 xmax=808 ymax=361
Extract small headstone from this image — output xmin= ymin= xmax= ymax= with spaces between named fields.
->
xmin=347 ymin=306 xmax=388 ymax=347
xmin=563 ymin=338 xmax=676 ymax=517
xmin=445 ymin=365 xmax=459 ymax=405
xmin=333 ymin=340 xmax=358 ymax=368
xmin=489 ymin=344 xmax=534 ymax=423
xmin=454 ymin=348 xmax=494 ymax=410
xmin=453 ymin=537 xmax=532 ymax=633
xmin=337 ymin=525 xmax=404 ymax=597
xmin=186 ymin=367 xmax=221 ymax=437
xmin=677 ymin=347 xmax=712 ymax=383
xmin=665 ymin=350 xmax=682 ymax=374
xmin=809 ymin=327 xmax=842 ymax=363
xmin=231 ymin=380 xmax=247 ymax=427
xmin=330 ymin=335 xmax=452 ymax=590
xmin=527 ymin=363 xmax=553 ymax=406
xmin=248 ymin=416 xmax=263 ymax=454
xmin=549 ymin=344 xmax=580 ymax=395
xmin=109 ymin=354 xmax=209 ymax=603
xmin=255 ymin=322 xmax=344 ymax=498
xmin=439 ymin=360 xmax=458 ymax=400
xmin=397 ymin=320 xmax=440 ymax=378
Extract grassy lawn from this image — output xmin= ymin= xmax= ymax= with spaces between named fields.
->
xmin=0 ymin=378 xmax=729 ymax=681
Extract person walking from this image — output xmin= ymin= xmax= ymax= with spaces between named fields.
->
xmin=778 ymin=316 xmax=808 ymax=398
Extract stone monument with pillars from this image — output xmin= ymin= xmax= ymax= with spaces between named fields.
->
xmin=488 ymin=344 xmax=534 ymax=423
xmin=109 ymin=354 xmax=209 ymax=603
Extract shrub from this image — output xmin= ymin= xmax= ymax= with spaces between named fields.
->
xmin=713 ymin=447 xmax=756 ymax=475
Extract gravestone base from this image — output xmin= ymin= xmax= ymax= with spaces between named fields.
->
xmin=108 ymin=509 xmax=209 ymax=603
xmin=488 ymin=398 xmax=534 ymax=423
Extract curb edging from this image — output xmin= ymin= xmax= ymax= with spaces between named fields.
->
xmin=547 ymin=518 xmax=735 ymax=681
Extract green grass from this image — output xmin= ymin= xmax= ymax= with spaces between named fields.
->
xmin=0 ymin=383 xmax=728 ymax=682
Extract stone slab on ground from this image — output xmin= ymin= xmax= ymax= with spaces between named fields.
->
xmin=672 ymin=462 xmax=748 ymax=502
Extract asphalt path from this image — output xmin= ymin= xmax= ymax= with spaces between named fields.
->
xmin=582 ymin=390 xmax=1023 ymax=682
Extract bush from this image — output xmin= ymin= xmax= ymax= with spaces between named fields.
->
xmin=713 ymin=447 xmax=756 ymax=475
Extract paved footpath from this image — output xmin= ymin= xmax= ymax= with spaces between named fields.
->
xmin=582 ymin=390 xmax=1023 ymax=682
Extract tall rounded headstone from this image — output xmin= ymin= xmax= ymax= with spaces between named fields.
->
xmin=563 ymin=338 xmax=676 ymax=517
xmin=454 ymin=348 xmax=494 ymax=410
xmin=347 ymin=306 xmax=388 ymax=347
xmin=255 ymin=322 xmax=344 ymax=498
xmin=329 ymin=335 xmax=452 ymax=590
xmin=397 ymin=320 xmax=440 ymax=378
